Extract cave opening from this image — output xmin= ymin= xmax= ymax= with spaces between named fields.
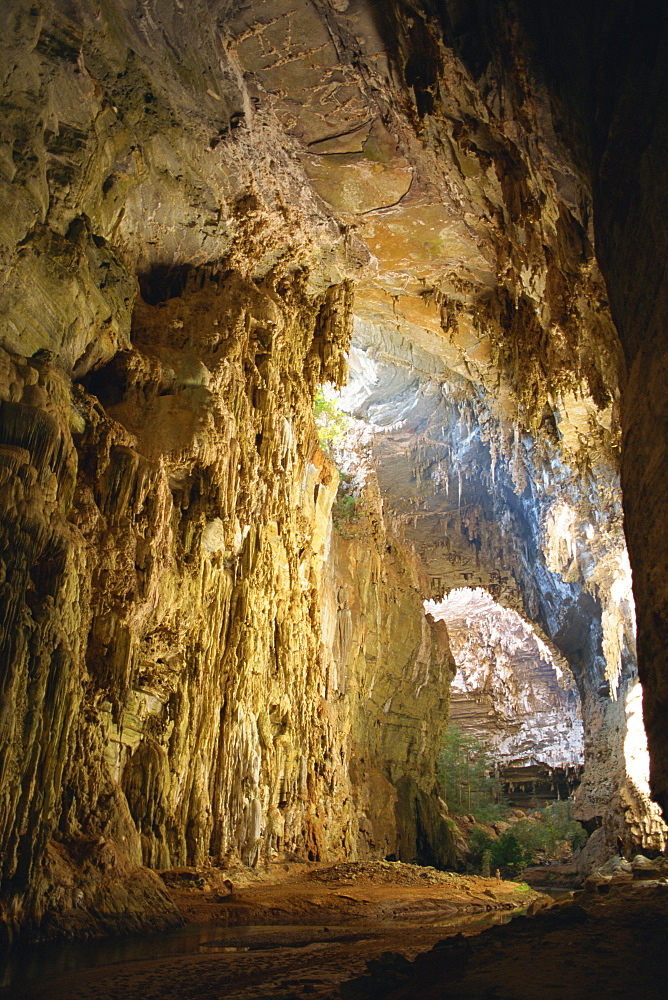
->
xmin=426 ymin=586 xmax=584 ymax=811
xmin=329 ymin=311 xmax=665 ymax=863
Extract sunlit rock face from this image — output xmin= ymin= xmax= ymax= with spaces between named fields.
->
xmin=0 ymin=0 xmax=666 ymax=941
xmin=427 ymin=588 xmax=584 ymax=773
xmin=0 ymin=0 xmax=457 ymax=941
xmin=620 ymin=680 xmax=668 ymax=850
xmin=337 ymin=324 xmax=653 ymax=849
xmin=321 ymin=484 xmax=456 ymax=868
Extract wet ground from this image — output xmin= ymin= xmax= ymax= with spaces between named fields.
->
xmin=0 ymin=861 xmax=544 ymax=999
xmin=3 ymin=911 xmax=524 ymax=1000
xmin=343 ymin=880 xmax=668 ymax=1000
xmin=4 ymin=862 xmax=666 ymax=1000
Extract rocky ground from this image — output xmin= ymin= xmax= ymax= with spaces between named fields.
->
xmin=341 ymin=879 xmax=668 ymax=1000
xmin=4 ymin=858 xmax=668 ymax=999
xmin=2 ymin=861 xmax=545 ymax=999
xmin=160 ymin=859 xmax=542 ymax=928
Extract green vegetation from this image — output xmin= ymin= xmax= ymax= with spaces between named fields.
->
xmin=313 ymin=390 xmax=368 ymax=538
xmin=314 ymin=388 xmax=350 ymax=454
xmin=438 ymin=728 xmax=588 ymax=877
xmin=332 ymin=492 xmax=357 ymax=522
xmin=331 ymin=472 xmax=363 ymax=537
xmin=512 ymin=801 xmax=588 ymax=854
xmin=438 ymin=726 xmax=505 ymax=818
xmin=466 ymin=801 xmax=587 ymax=878
xmin=467 ymin=828 xmax=533 ymax=878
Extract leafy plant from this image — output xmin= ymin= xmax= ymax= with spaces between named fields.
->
xmin=570 ymin=824 xmax=588 ymax=851
xmin=491 ymin=831 xmax=533 ymax=876
xmin=481 ymin=849 xmax=492 ymax=878
xmin=331 ymin=471 xmax=365 ymax=537
xmin=314 ymin=388 xmax=350 ymax=454
xmin=469 ymin=801 xmax=511 ymax=823
xmin=511 ymin=801 xmax=587 ymax=858
xmin=466 ymin=826 xmax=533 ymax=878
xmin=467 ymin=827 xmax=494 ymax=863
xmin=332 ymin=492 xmax=357 ymax=522
xmin=438 ymin=725 xmax=505 ymax=818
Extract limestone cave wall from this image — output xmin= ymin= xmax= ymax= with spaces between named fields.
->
xmin=425 ymin=0 xmax=668 ymax=828
xmin=429 ymin=587 xmax=584 ymax=772
xmin=338 ymin=326 xmax=656 ymax=850
xmin=0 ymin=226 xmax=455 ymax=941
xmin=0 ymin=0 xmax=460 ymax=941
xmin=322 ymin=475 xmax=456 ymax=869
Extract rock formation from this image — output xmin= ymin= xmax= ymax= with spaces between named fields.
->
xmin=0 ymin=0 xmax=666 ymax=942
xmin=428 ymin=587 xmax=584 ymax=771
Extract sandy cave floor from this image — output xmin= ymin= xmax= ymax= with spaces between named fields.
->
xmin=4 ymin=861 xmax=668 ymax=1000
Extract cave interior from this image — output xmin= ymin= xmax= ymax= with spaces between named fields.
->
xmin=0 ymin=0 xmax=667 ymax=993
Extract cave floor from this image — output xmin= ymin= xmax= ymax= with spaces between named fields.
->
xmin=164 ymin=859 xmax=540 ymax=928
xmin=344 ymin=880 xmax=668 ymax=1000
xmin=7 ymin=864 xmax=668 ymax=1000
xmin=5 ymin=861 xmax=542 ymax=999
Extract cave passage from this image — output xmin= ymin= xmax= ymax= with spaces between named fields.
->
xmin=1 ymin=4 xmax=667 ymax=997
xmin=333 ymin=317 xmax=656 ymax=854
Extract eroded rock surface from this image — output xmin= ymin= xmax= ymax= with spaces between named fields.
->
xmin=428 ymin=587 xmax=584 ymax=772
